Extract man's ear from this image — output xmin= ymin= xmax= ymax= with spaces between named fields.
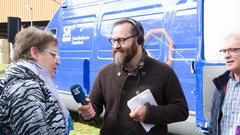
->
xmin=30 ymin=47 xmax=39 ymax=60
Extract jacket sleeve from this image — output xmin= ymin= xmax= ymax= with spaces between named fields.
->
xmin=144 ymin=68 xmax=189 ymax=125
xmin=8 ymin=86 xmax=50 ymax=135
xmin=89 ymin=71 xmax=104 ymax=117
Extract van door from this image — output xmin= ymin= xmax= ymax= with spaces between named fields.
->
xmin=53 ymin=3 xmax=99 ymax=94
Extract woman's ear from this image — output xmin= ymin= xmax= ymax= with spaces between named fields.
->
xmin=30 ymin=47 xmax=39 ymax=60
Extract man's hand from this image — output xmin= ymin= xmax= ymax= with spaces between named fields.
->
xmin=78 ymin=99 xmax=96 ymax=120
xmin=129 ymin=105 xmax=147 ymax=122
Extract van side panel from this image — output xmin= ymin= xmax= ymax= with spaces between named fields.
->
xmin=53 ymin=3 xmax=100 ymax=94
xmin=47 ymin=0 xmax=198 ymax=116
xmin=47 ymin=0 xmax=201 ymax=134
xmin=98 ymin=0 xmax=197 ymax=112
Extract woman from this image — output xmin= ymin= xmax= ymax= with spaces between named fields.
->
xmin=0 ymin=27 xmax=73 ymax=134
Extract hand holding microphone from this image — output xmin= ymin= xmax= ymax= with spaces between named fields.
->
xmin=70 ymin=84 xmax=96 ymax=120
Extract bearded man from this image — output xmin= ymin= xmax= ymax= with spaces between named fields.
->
xmin=78 ymin=18 xmax=189 ymax=135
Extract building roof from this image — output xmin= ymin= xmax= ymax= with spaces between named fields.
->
xmin=0 ymin=0 xmax=62 ymax=38
xmin=0 ymin=0 xmax=62 ymax=22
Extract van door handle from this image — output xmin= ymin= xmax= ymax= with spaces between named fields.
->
xmin=190 ymin=61 xmax=195 ymax=74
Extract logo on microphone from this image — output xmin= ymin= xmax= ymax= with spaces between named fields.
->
xmin=73 ymin=86 xmax=81 ymax=95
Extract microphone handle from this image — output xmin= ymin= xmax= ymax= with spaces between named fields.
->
xmin=81 ymin=100 xmax=88 ymax=105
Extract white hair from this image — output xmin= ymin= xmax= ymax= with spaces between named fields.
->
xmin=224 ymin=31 xmax=240 ymax=41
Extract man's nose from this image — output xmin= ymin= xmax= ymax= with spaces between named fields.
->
xmin=224 ymin=51 xmax=231 ymax=59
xmin=112 ymin=41 xmax=122 ymax=49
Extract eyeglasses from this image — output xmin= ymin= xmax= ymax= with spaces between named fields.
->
xmin=219 ymin=48 xmax=240 ymax=54
xmin=109 ymin=35 xmax=138 ymax=46
xmin=45 ymin=49 xmax=60 ymax=60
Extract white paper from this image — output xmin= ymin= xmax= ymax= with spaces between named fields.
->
xmin=127 ymin=89 xmax=158 ymax=132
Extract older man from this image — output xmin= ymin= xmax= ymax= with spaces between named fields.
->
xmin=211 ymin=31 xmax=240 ymax=135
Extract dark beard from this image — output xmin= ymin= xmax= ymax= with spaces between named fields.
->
xmin=113 ymin=43 xmax=138 ymax=66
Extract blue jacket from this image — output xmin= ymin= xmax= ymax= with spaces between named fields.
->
xmin=210 ymin=71 xmax=230 ymax=135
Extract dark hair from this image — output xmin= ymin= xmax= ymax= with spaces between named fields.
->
xmin=113 ymin=18 xmax=144 ymax=45
xmin=13 ymin=26 xmax=58 ymax=61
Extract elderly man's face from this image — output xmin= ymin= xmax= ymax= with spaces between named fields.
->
xmin=221 ymin=38 xmax=240 ymax=73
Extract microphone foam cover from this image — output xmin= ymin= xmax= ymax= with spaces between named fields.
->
xmin=70 ymin=84 xmax=86 ymax=103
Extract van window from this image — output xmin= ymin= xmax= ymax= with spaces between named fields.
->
xmin=48 ymin=29 xmax=57 ymax=37
xmin=204 ymin=0 xmax=240 ymax=61
xmin=97 ymin=20 xmax=113 ymax=59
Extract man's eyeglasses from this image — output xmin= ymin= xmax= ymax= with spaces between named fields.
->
xmin=45 ymin=49 xmax=60 ymax=60
xmin=109 ymin=35 xmax=138 ymax=46
xmin=219 ymin=48 xmax=240 ymax=54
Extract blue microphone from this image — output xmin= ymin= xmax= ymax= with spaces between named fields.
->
xmin=70 ymin=84 xmax=88 ymax=105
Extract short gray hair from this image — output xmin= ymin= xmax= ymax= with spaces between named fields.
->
xmin=13 ymin=27 xmax=58 ymax=61
xmin=224 ymin=31 xmax=240 ymax=41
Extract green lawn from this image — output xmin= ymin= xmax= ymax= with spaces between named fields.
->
xmin=70 ymin=122 xmax=100 ymax=135
xmin=0 ymin=64 xmax=9 ymax=76
xmin=70 ymin=112 xmax=101 ymax=135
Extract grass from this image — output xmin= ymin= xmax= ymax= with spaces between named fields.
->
xmin=0 ymin=64 xmax=9 ymax=76
xmin=69 ymin=112 xmax=101 ymax=135
xmin=70 ymin=122 xmax=100 ymax=135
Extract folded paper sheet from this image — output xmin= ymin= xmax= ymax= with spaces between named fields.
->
xmin=127 ymin=89 xmax=158 ymax=132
